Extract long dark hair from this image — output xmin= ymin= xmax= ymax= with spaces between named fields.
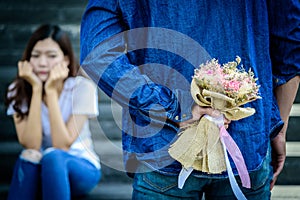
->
xmin=5 ymin=24 xmax=79 ymax=120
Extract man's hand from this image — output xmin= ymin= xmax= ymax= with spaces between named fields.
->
xmin=179 ymin=105 xmax=231 ymax=128
xmin=270 ymin=131 xmax=286 ymax=190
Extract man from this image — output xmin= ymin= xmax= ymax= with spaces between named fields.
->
xmin=80 ymin=0 xmax=300 ymax=199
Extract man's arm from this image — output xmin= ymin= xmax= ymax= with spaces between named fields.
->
xmin=80 ymin=0 xmax=194 ymax=126
xmin=271 ymin=76 xmax=300 ymax=190
xmin=268 ymin=0 xmax=300 ymax=189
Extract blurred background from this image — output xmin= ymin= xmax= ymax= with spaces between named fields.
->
xmin=0 ymin=1 xmax=299 ymax=199
xmin=0 ymin=1 xmax=132 ymax=199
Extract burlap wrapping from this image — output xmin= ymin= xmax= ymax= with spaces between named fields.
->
xmin=168 ymin=79 xmax=257 ymax=173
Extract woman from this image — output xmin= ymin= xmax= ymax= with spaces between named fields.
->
xmin=5 ymin=24 xmax=101 ymax=200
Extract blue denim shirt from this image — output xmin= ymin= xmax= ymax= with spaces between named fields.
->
xmin=80 ymin=0 xmax=299 ymax=177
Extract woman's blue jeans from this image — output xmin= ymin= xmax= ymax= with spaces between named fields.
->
xmin=7 ymin=148 xmax=101 ymax=200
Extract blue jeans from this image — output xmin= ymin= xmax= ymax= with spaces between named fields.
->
xmin=132 ymin=151 xmax=272 ymax=200
xmin=7 ymin=149 xmax=101 ymax=200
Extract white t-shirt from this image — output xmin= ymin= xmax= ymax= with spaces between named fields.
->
xmin=7 ymin=76 xmax=101 ymax=169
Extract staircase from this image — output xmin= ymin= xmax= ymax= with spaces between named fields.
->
xmin=0 ymin=1 xmax=299 ymax=199
xmin=0 ymin=1 xmax=133 ymax=199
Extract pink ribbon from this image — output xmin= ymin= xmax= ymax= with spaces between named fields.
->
xmin=177 ymin=115 xmax=251 ymax=199
xmin=220 ymin=126 xmax=251 ymax=188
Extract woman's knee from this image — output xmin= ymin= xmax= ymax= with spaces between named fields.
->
xmin=41 ymin=148 xmax=66 ymax=166
xmin=20 ymin=149 xmax=42 ymax=164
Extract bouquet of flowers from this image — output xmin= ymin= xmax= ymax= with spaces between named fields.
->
xmin=168 ymin=56 xmax=261 ymax=192
xmin=192 ymin=56 xmax=260 ymax=110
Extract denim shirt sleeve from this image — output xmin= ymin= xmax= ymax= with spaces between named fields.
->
xmin=270 ymin=94 xmax=284 ymax=139
xmin=80 ymin=0 xmax=193 ymax=123
xmin=268 ymin=0 xmax=300 ymax=87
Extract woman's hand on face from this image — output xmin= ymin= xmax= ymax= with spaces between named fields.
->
xmin=18 ymin=61 xmax=42 ymax=90
xmin=44 ymin=61 xmax=69 ymax=94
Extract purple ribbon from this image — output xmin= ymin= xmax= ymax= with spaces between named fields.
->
xmin=220 ymin=126 xmax=251 ymax=189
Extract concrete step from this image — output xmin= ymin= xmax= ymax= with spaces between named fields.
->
xmin=1 ymin=182 xmax=299 ymax=200
xmin=290 ymin=104 xmax=300 ymax=117
xmin=295 ymin=89 xmax=300 ymax=104
xmin=272 ymin=185 xmax=300 ymax=200
xmin=287 ymin=117 xmax=300 ymax=141
xmin=288 ymin=104 xmax=300 ymax=141
xmin=84 ymin=184 xmax=300 ymax=200
xmin=286 ymin=142 xmax=300 ymax=157
xmin=0 ymin=183 xmax=133 ymax=200
xmin=93 ymin=138 xmax=132 ymax=184
xmin=0 ymin=67 xmax=17 ymax=101
xmin=0 ymin=0 xmax=87 ymax=66
xmin=0 ymin=184 xmax=9 ymax=200
xmin=92 ymin=118 xmax=122 ymax=141
xmin=0 ymin=8 xmax=86 ymax=26
xmin=77 ymin=183 xmax=132 ymax=200
xmin=276 ymin=142 xmax=300 ymax=185
xmin=0 ymin=112 xmax=17 ymax=141
xmin=0 ymin=142 xmax=22 ymax=183
xmin=84 ymin=185 xmax=300 ymax=200
xmin=0 ymin=24 xmax=81 ymax=65
xmin=62 ymin=184 xmax=300 ymax=200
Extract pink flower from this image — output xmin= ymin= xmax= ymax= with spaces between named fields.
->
xmin=193 ymin=56 xmax=260 ymax=103
xmin=206 ymin=70 xmax=213 ymax=75
xmin=228 ymin=80 xmax=240 ymax=91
